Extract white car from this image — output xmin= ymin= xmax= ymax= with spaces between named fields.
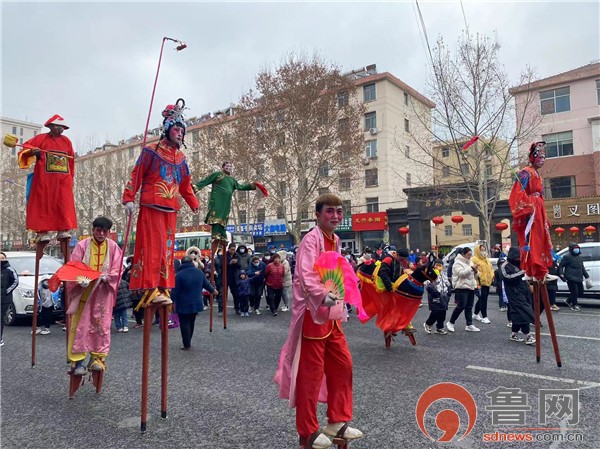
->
xmin=2 ymin=251 xmax=63 ymax=326
xmin=556 ymin=243 xmax=600 ymax=295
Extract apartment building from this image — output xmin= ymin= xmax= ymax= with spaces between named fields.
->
xmin=510 ymin=61 xmax=600 ymax=244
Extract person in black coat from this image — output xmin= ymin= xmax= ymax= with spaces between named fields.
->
xmin=1 ymin=253 xmax=19 ymax=344
xmin=378 ymin=247 xmax=403 ymax=292
xmin=113 ymin=277 xmax=132 ymax=332
xmin=171 ymin=256 xmax=217 ymax=349
xmin=558 ymin=243 xmax=590 ymax=311
xmin=501 ymin=247 xmax=535 ymax=345
xmin=424 ymin=260 xmax=451 ymax=334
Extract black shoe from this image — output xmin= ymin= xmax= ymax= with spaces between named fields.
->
xmin=272 ymin=312 xmax=278 ymax=316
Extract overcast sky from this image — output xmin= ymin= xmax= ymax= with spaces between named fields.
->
xmin=2 ymin=1 xmax=598 ymax=153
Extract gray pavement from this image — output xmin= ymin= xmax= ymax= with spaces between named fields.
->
xmin=1 ymin=294 xmax=599 ymax=448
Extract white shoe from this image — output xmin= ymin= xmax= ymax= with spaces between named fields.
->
xmin=465 ymin=324 xmax=480 ymax=332
xmin=507 ymin=321 xmax=512 ymax=327
xmin=255 ymin=309 xmax=261 ymax=315
xmin=40 ymin=328 xmax=50 ymax=335
xmin=423 ymin=322 xmax=432 ymax=334
xmin=57 ymin=230 xmax=71 ymax=240
xmin=311 ymin=433 xmax=332 ymax=449
xmin=116 ymin=328 xmax=123 ymax=333
xmin=151 ymin=294 xmax=172 ymax=305
xmin=545 ymin=274 xmax=559 ymax=282
xmin=446 ymin=322 xmax=455 ymax=332
xmin=481 ymin=317 xmax=491 ymax=324
xmin=473 ymin=313 xmax=482 ymax=321
xmin=36 ymin=232 xmax=51 ymax=243
xmin=31 ymin=327 xmax=42 ymax=335
xmin=323 ymin=422 xmax=363 ymax=440
xmin=281 ymin=306 xmax=289 ymax=312
xmin=523 ymin=274 xmax=534 ymax=281
xmin=123 ymin=327 xmax=129 ymax=333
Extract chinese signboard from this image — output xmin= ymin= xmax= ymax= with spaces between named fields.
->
xmin=337 ymin=217 xmax=353 ymax=232
xmin=237 ymin=223 xmax=265 ymax=237
xmin=352 ymin=212 xmax=388 ymax=231
xmin=264 ymin=218 xmax=288 ymax=236
xmin=546 ymin=197 xmax=600 ymax=225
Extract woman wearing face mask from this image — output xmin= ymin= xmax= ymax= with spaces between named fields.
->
xmin=36 ymin=279 xmax=54 ymax=335
xmin=472 ymin=244 xmax=494 ymax=324
xmin=356 ymin=247 xmax=373 ymax=266
xmin=247 ymin=256 xmax=267 ymax=314
xmin=447 ymin=247 xmax=480 ymax=333
xmin=558 ymin=243 xmax=591 ymax=311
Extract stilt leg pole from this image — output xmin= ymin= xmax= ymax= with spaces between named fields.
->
xmin=141 ymin=305 xmax=152 ymax=433
xmin=31 ymin=241 xmax=47 ymax=367
xmin=540 ymin=284 xmax=562 ymax=367
xmin=222 ymin=241 xmax=228 ymax=330
xmin=533 ymin=283 xmax=541 ymax=363
xmin=209 ymin=240 xmax=218 ymax=332
xmin=60 ymin=238 xmax=71 ymax=355
xmin=160 ymin=305 xmax=168 ymax=419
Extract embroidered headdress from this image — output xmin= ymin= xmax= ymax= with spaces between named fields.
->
xmin=162 ymin=98 xmax=187 ymax=139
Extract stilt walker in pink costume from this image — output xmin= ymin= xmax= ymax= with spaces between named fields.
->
xmin=274 ymin=193 xmax=363 ymax=449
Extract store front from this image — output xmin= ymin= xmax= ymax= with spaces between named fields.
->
xmin=336 ymin=217 xmax=357 ymax=253
xmin=546 ymin=197 xmax=600 ymax=247
xmin=352 ymin=212 xmax=388 ymax=251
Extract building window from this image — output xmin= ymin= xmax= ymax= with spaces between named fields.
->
xmin=442 ymin=147 xmax=450 ymax=158
xmin=540 ymin=86 xmax=570 ymax=115
xmin=33 ymin=130 xmax=37 ymax=136
xmin=338 ymin=92 xmax=349 ymax=108
xmin=406 ymin=173 xmax=411 ymax=186
xmin=279 ymin=181 xmax=287 ymax=197
xmin=366 ymin=197 xmax=379 ymax=213
xmin=404 ymin=119 xmax=410 ymax=133
xmin=301 ymin=209 xmax=309 ymax=220
xmin=129 ymin=147 xmax=134 ymax=158
xmin=19 ymin=128 xmax=23 ymax=136
xmin=462 ymin=224 xmax=472 ymax=236
xmin=404 ymin=92 xmax=409 ymax=106
xmin=365 ymin=112 xmax=376 ymax=130
xmin=12 ymin=126 xmax=16 ymax=134
xmin=318 ymin=162 xmax=330 ymax=178
xmin=365 ymin=168 xmax=378 ymax=187
xmin=543 ymin=131 xmax=573 ymax=158
xmin=338 ymin=118 xmax=349 ymax=129
xmin=339 ymin=175 xmax=351 ymax=191
xmin=257 ymin=208 xmax=266 ymax=222
xmin=460 ymin=163 xmax=470 ymax=176
xmin=342 ymin=200 xmax=352 ymax=214
xmin=442 ymin=166 xmax=450 ymax=178
xmin=597 ymin=80 xmax=600 ymax=105
xmin=363 ymin=83 xmax=376 ymax=102
xmin=444 ymin=225 xmax=452 ymax=237
xmin=365 ymin=140 xmax=377 ymax=158
xmin=276 ymin=206 xmax=284 ymax=219
xmin=318 ymin=187 xmax=330 ymax=196
xmin=544 ymin=176 xmax=576 ymax=199
xmin=11 ymin=148 xmax=16 ymax=156
xmin=239 ymin=210 xmax=247 ymax=224
xmin=405 ymin=145 xmax=410 ymax=159
xmin=485 ymin=164 xmax=493 ymax=177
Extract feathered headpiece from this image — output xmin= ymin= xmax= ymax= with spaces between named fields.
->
xmin=162 ymin=98 xmax=187 ymax=138
xmin=529 ymin=141 xmax=546 ymax=163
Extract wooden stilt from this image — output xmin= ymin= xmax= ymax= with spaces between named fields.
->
xmin=539 ymin=284 xmax=562 ymax=367
xmin=222 ymin=241 xmax=228 ymax=330
xmin=533 ymin=283 xmax=541 ymax=363
xmin=69 ymin=372 xmax=83 ymax=399
xmin=92 ymin=370 xmax=104 ymax=394
xmin=209 ymin=240 xmax=218 ymax=332
xmin=141 ymin=306 xmax=152 ymax=433
xmin=31 ymin=241 xmax=48 ymax=367
xmin=59 ymin=238 xmax=71 ymax=355
xmin=160 ymin=306 xmax=168 ymax=419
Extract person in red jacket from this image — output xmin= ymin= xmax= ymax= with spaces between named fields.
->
xmin=264 ymin=253 xmax=285 ymax=315
xmin=122 ymin=99 xmax=199 ymax=307
xmin=17 ymin=115 xmax=76 ymax=241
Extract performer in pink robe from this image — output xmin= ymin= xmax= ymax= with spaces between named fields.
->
xmin=66 ymin=217 xmax=122 ymax=375
xmin=274 ymin=193 xmax=363 ymax=449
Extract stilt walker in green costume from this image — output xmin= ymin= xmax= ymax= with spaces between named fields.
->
xmin=193 ymin=161 xmax=267 ymax=330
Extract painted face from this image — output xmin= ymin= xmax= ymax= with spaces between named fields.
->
xmin=223 ymin=163 xmax=233 ymax=175
xmin=531 ymin=142 xmax=546 ymax=168
xmin=168 ymin=125 xmax=184 ymax=145
xmin=93 ymin=227 xmax=110 ymax=243
xmin=316 ymin=205 xmax=344 ymax=234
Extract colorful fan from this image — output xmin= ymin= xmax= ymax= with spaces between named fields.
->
xmin=48 ymin=261 xmax=103 ymax=292
xmin=314 ymin=251 xmax=367 ymax=320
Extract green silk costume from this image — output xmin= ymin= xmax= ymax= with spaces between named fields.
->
xmin=193 ymin=171 xmax=256 ymax=240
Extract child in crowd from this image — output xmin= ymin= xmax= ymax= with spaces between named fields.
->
xmin=113 ymin=276 xmax=132 ymax=332
xmin=202 ymin=271 xmax=212 ymax=308
xmin=237 ymin=270 xmax=252 ymax=317
xmin=424 ymin=260 xmax=450 ymax=335
xmin=36 ymin=279 xmax=54 ymax=335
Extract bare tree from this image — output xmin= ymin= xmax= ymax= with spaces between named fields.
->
xmin=224 ymin=54 xmax=366 ymax=244
xmin=401 ymin=31 xmax=541 ymax=242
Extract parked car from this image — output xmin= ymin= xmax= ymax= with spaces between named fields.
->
xmin=442 ymin=242 xmax=499 ymax=276
xmin=2 ymin=251 xmax=63 ymax=326
xmin=556 ymin=242 xmax=600 ymax=296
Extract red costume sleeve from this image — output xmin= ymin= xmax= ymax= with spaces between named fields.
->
xmin=122 ymin=151 xmax=147 ymax=204
xmin=508 ymin=168 xmax=533 ymax=220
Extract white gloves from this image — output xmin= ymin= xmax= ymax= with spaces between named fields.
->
xmin=100 ymin=274 xmax=108 ymax=283
xmin=585 ymin=279 xmax=593 ymax=289
xmin=124 ymin=202 xmax=134 ymax=215
xmin=324 ymin=292 xmax=338 ymax=308
xmin=78 ymin=279 xmax=90 ymax=288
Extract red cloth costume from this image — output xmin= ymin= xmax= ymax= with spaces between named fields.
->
xmin=122 ymin=138 xmax=199 ymax=290
xmin=508 ymin=166 xmax=553 ymax=279
xmin=18 ymin=133 xmax=76 ymax=232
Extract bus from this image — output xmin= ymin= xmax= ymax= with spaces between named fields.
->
xmin=173 ymin=231 xmax=255 ymax=259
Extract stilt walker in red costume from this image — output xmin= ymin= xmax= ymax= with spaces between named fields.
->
xmin=274 ymin=193 xmax=363 ymax=449
xmin=509 ymin=141 xmax=562 ymax=366
xmin=16 ymin=114 xmax=76 ymax=367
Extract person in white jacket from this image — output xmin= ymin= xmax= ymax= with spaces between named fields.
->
xmin=277 ymin=250 xmax=292 ymax=312
xmin=447 ymin=247 xmax=480 ymax=332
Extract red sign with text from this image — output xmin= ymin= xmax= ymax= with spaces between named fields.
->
xmin=352 ymin=212 xmax=388 ymax=231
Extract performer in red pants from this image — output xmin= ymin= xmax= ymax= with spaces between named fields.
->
xmin=274 ymin=193 xmax=363 ymax=449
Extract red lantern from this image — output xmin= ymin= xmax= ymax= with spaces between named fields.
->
xmin=398 ymin=227 xmax=410 ymax=235
xmin=570 ymin=226 xmax=580 ymax=236
xmin=432 ymin=217 xmax=444 ymax=226
xmin=495 ymin=222 xmax=508 ymax=231
xmin=584 ymin=225 xmax=596 ymax=235
xmin=555 ymin=227 xmax=565 ymax=237
xmin=451 ymin=216 xmax=464 ymax=224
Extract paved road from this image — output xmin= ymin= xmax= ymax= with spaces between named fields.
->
xmin=1 ymin=294 xmax=599 ymax=448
